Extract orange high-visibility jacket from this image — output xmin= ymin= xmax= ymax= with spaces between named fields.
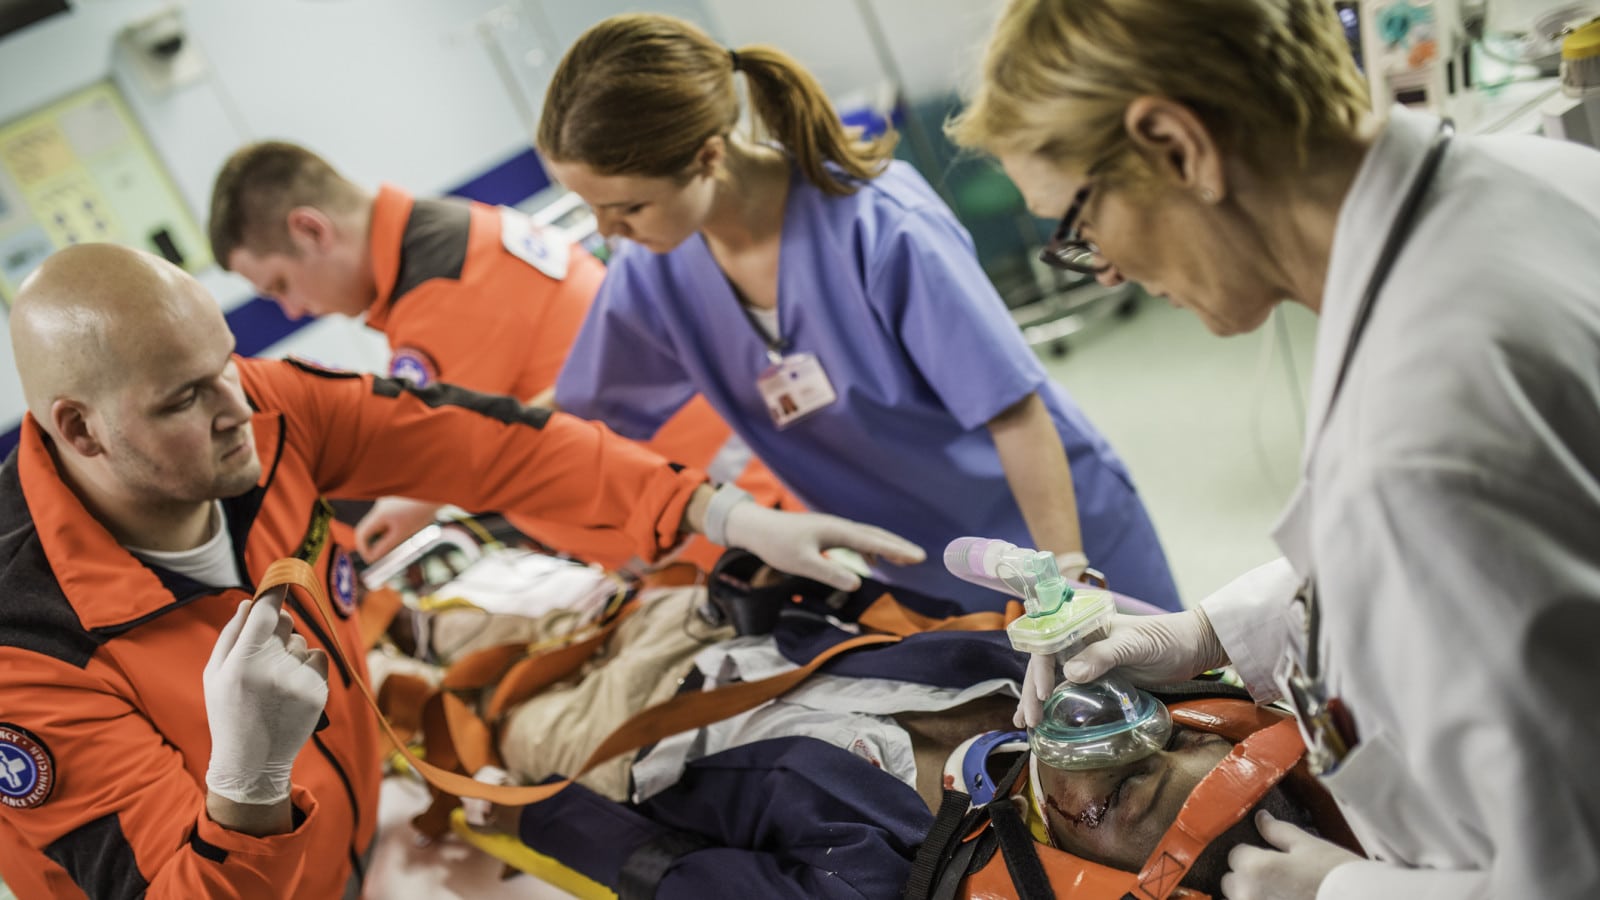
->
xmin=364 ymin=185 xmax=799 ymax=568
xmin=0 ymin=357 xmax=704 ymax=899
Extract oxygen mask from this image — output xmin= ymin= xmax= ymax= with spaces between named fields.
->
xmin=1030 ymin=674 xmax=1172 ymax=771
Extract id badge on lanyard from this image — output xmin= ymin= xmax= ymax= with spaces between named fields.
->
xmin=729 ymin=283 xmax=837 ymax=429
xmin=756 ymin=352 xmax=837 ymax=429
xmin=1274 ymin=580 xmax=1359 ymax=775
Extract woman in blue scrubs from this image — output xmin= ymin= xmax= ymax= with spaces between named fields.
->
xmin=541 ymin=13 xmax=1180 ymax=612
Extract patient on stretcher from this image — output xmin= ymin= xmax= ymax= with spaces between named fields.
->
xmin=370 ymin=544 xmax=1334 ymax=898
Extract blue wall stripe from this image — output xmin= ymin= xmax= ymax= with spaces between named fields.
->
xmin=445 ymin=145 xmax=552 ymax=209
xmin=0 ymin=146 xmax=552 ymax=459
xmin=226 ymin=295 xmax=303 ymax=355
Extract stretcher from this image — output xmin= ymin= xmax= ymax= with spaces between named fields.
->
xmin=342 ymin=535 xmax=1276 ymax=899
xmin=448 ymin=808 xmax=613 ymax=899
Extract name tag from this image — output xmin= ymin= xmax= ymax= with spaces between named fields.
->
xmin=499 ymin=207 xmax=569 ymax=280
xmin=756 ymin=353 xmax=836 ymax=429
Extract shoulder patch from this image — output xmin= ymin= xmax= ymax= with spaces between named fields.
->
xmin=500 ymin=207 xmax=569 ymax=280
xmin=0 ymin=723 xmax=55 ymax=809
xmin=388 ymin=347 xmax=438 ymax=388
xmin=328 ymin=548 xmax=358 ymax=618
xmin=285 ymin=357 xmax=361 ymax=379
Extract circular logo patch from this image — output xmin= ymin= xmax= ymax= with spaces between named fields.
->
xmin=0 ymin=723 xmax=55 ymax=810
xmin=388 ymin=348 xmax=437 ymax=388
xmin=330 ymin=548 xmax=358 ymax=618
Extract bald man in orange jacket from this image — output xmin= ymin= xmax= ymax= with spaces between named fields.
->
xmin=0 ymin=244 xmax=918 ymax=899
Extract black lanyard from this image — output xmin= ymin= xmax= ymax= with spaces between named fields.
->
xmin=1283 ymin=122 xmax=1455 ymax=776
xmin=723 ymin=274 xmax=789 ymax=363
xmin=1321 ymin=120 xmax=1456 ymax=453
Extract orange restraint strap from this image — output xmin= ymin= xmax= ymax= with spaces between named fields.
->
xmin=1129 ymin=717 xmax=1306 ymax=900
xmin=857 ymin=592 xmax=1024 ymax=636
xmin=434 ymin=558 xmax=706 ymax=718
xmin=258 ymin=558 xmax=900 ymax=805
xmin=356 ymin=585 xmax=404 ymax=650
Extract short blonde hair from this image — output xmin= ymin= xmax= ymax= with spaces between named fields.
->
xmin=948 ymin=0 xmax=1370 ymax=180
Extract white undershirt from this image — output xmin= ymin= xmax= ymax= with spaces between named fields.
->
xmin=744 ymin=305 xmax=780 ymax=341
xmin=126 ymin=501 xmax=243 ymax=589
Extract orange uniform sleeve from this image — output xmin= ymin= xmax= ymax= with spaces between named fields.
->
xmin=240 ymin=358 xmax=706 ymax=562
xmin=0 ymin=650 xmax=316 ymax=899
xmin=382 ymin=247 xmax=604 ymax=400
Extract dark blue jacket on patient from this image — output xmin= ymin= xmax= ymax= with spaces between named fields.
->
xmin=517 ymin=580 xmax=1029 ymax=899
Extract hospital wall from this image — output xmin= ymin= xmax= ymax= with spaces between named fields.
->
xmin=0 ymin=0 xmax=995 ymax=453
xmin=0 ymin=1 xmax=1323 ymax=615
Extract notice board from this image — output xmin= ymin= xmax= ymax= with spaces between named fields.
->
xmin=0 ymin=80 xmax=210 ymax=304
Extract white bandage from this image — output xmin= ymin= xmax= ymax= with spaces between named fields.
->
xmin=462 ymin=766 xmax=513 ymax=827
xmin=702 ymin=484 xmax=752 ymax=547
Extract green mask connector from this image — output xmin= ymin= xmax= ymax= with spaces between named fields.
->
xmin=993 ymin=549 xmax=1068 ymax=617
xmin=1003 ymin=550 xmax=1114 ymax=657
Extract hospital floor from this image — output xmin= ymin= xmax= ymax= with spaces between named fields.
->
xmin=365 ymin=778 xmax=578 ymax=899
xmin=1042 ymin=291 xmax=1318 ymax=602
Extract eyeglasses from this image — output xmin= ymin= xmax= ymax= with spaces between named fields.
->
xmin=1039 ymin=181 xmax=1107 ymax=275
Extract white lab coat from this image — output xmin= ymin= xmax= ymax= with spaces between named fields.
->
xmin=1203 ymin=106 xmax=1600 ymax=899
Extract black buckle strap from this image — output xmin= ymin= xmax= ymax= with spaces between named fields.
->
xmin=931 ymin=829 xmax=991 ymax=900
xmin=985 ymin=753 xmax=1053 ymax=900
xmin=905 ymin=751 xmax=1055 ymax=900
xmin=617 ymin=829 xmax=714 ymax=900
xmin=905 ymin=787 xmax=977 ymax=900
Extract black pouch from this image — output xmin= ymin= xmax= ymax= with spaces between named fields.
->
xmin=704 ymin=549 xmax=845 ymax=635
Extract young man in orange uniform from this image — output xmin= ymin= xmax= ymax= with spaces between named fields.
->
xmin=0 ymin=244 xmax=918 ymax=899
xmin=208 ymin=141 xmax=798 ymax=569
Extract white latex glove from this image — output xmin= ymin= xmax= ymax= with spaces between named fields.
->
xmin=722 ymin=502 xmax=926 ymax=592
xmin=355 ymin=496 xmax=442 ymax=561
xmin=461 ymin=765 xmax=513 ymax=827
xmin=205 ymin=587 xmax=331 ymax=805
xmin=1014 ymin=652 xmax=1058 ymax=728
xmin=1060 ymin=608 xmax=1227 ymax=687
xmin=1220 ymin=810 xmax=1362 ymax=900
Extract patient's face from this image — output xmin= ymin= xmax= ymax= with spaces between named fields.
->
xmin=1036 ymin=725 xmax=1233 ymax=871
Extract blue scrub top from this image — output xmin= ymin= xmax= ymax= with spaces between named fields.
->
xmin=557 ymin=162 xmax=1178 ymax=611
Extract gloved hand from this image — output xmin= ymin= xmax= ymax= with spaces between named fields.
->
xmin=355 ymin=496 xmax=442 ymax=561
xmin=1060 ymin=608 xmax=1227 ymax=687
xmin=1220 ymin=810 xmax=1362 ymax=900
xmin=722 ymin=502 xmax=926 ymax=592
xmin=1014 ymin=652 xmax=1058 ymax=728
xmin=204 ymin=587 xmax=331 ymax=805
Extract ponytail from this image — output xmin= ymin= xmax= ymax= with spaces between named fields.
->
xmin=538 ymin=14 xmax=896 ymax=195
xmin=734 ymin=45 xmax=897 ymax=195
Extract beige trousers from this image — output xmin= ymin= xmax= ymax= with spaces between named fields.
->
xmin=496 ymin=586 xmax=731 ymax=801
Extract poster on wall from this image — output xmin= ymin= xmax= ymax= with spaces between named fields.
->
xmin=0 ymin=80 xmax=211 ymax=305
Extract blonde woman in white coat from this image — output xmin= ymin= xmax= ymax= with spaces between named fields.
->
xmin=951 ymin=1 xmax=1600 ymax=898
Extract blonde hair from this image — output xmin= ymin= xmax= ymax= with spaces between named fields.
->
xmin=537 ymin=13 xmax=896 ymax=196
xmin=947 ymin=0 xmax=1370 ymax=180
xmin=209 ymin=141 xmax=367 ymax=266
